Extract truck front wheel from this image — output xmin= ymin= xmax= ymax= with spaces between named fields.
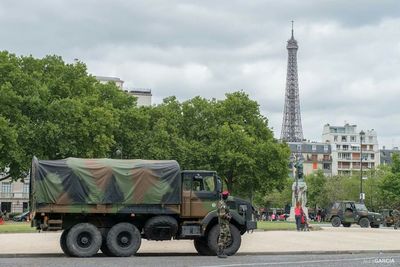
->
xmin=66 ymin=223 xmax=102 ymax=257
xmin=207 ymin=224 xmax=241 ymax=256
xmin=106 ymin=223 xmax=141 ymax=257
xmin=194 ymin=237 xmax=214 ymax=256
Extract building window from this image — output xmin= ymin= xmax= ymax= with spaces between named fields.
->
xmin=341 ymin=136 xmax=347 ymax=142
xmin=23 ymin=183 xmax=29 ymax=194
xmin=369 ymin=136 xmax=373 ymax=143
xmin=371 ymin=154 xmax=375 ymax=160
xmin=350 ymin=136 xmax=356 ymax=142
xmin=334 ymin=136 xmax=338 ymax=142
xmin=336 ymin=144 xmax=340 ymax=150
xmin=343 ymin=145 xmax=349 ymax=151
xmin=324 ymin=145 xmax=328 ymax=152
xmin=311 ymin=154 xmax=318 ymax=162
xmin=323 ymin=163 xmax=331 ymax=170
xmin=1 ymin=182 xmax=11 ymax=193
xmin=312 ymin=145 xmax=316 ymax=151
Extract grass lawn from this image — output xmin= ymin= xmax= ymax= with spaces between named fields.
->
xmin=257 ymin=221 xmax=321 ymax=231
xmin=0 ymin=222 xmax=37 ymax=233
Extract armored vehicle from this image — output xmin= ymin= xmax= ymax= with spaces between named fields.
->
xmin=30 ymin=157 xmax=256 ymax=257
xmin=327 ymin=201 xmax=382 ymax=228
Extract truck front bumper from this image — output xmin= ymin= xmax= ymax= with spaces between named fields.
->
xmin=246 ymin=220 xmax=257 ymax=231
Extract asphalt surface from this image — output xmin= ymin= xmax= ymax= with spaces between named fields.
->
xmin=0 ymin=253 xmax=398 ymax=267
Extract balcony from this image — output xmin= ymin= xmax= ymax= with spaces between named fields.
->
xmin=0 ymin=192 xmax=14 ymax=198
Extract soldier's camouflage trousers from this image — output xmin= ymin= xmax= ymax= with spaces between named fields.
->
xmin=218 ymin=223 xmax=231 ymax=249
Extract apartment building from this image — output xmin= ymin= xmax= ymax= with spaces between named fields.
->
xmin=126 ymin=89 xmax=152 ymax=107
xmin=95 ymin=76 xmax=152 ymax=106
xmin=380 ymin=146 xmax=400 ymax=165
xmin=288 ymin=141 xmax=332 ymax=176
xmin=0 ymin=176 xmax=29 ymax=213
xmin=322 ymin=123 xmax=380 ymax=176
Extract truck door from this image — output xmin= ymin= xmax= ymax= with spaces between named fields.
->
xmin=181 ymin=172 xmax=219 ymax=218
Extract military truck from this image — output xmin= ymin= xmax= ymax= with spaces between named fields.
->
xmin=30 ymin=157 xmax=256 ymax=257
xmin=327 ymin=201 xmax=382 ymax=228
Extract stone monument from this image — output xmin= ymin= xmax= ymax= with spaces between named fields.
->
xmin=288 ymin=157 xmax=308 ymax=221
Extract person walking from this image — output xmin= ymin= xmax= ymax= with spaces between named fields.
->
xmin=294 ymin=201 xmax=303 ymax=231
xmin=217 ymin=191 xmax=231 ymax=258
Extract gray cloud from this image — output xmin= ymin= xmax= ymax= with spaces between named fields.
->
xmin=1 ymin=0 xmax=399 ymax=147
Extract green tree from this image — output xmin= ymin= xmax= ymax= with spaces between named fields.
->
xmin=379 ymin=154 xmax=400 ymax=209
xmin=305 ymin=170 xmax=328 ymax=208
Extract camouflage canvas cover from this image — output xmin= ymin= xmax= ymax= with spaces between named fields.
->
xmin=31 ymin=157 xmax=181 ymax=205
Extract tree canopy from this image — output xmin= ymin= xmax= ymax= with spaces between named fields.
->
xmin=0 ymin=51 xmax=290 ymax=200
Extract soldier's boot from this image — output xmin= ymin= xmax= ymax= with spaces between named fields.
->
xmin=217 ymin=246 xmax=227 ymax=258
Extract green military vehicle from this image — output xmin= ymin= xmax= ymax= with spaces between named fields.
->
xmin=328 ymin=201 xmax=382 ymax=228
xmin=381 ymin=209 xmax=400 ymax=229
xmin=30 ymin=157 xmax=256 ymax=257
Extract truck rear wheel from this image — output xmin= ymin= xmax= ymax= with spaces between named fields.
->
xmin=106 ymin=223 xmax=141 ymax=257
xmin=66 ymin=223 xmax=102 ymax=257
xmin=194 ymin=237 xmax=214 ymax=256
xmin=207 ymin=224 xmax=241 ymax=256
xmin=99 ymin=228 xmax=114 ymax=257
xmin=60 ymin=229 xmax=73 ymax=257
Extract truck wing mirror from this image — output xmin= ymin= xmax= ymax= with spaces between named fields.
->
xmin=216 ymin=177 xmax=222 ymax=194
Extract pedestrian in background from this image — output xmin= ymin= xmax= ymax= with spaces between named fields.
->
xmin=295 ymin=201 xmax=303 ymax=231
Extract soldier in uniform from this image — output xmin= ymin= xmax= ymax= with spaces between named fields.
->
xmin=392 ymin=209 xmax=400 ymax=229
xmin=217 ymin=191 xmax=231 ymax=258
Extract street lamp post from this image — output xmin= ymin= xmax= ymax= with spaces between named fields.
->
xmin=359 ymin=130 xmax=365 ymax=203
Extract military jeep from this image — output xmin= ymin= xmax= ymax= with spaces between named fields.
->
xmin=328 ymin=201 xmax=382 ymax=228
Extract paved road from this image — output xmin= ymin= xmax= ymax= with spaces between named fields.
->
xmin=0 ymin=253 xmax=398 ymax=267
xmin=2 ymin=227 xmax=400 ymax=255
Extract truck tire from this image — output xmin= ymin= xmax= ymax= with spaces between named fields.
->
xmin=99 ymin=228 xmax=114 ymax=257
xmin=207 ymin=224 xmax=241 ymax=256
xmin=66 ymin=223 xmax=102 ymax=257
xmin=359 ymin=217 xmax=370 ymax=228
xmin=194 ymin=237 xmax=214 ymax=256
xmin=60 ymin=229 xmax=73 ymax=257
xmin=144 ymin=215 xmax=178 ymax=240
xmin=106 ymin=223 xmax=141 ymax=257
xmin=331 ymin=216 xmax=341 ymax=227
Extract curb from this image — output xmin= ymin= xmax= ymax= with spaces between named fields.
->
xmin=1 ymin=250 xmax=400 ymax=258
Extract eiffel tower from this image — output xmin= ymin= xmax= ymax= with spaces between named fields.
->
xmin=280 ymin=22 xmax=304 ymax=142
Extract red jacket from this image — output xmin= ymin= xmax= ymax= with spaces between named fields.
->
xmin=294 ymin=207 xmax=303 ymax=216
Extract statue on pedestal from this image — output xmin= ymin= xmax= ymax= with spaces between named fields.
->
xmin=288 ymin=155 xmax=308 ymax=221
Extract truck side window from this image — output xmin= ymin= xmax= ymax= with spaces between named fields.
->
xmin=183 ymin=174 xmax=192 ymax=191
xmin=203 ymin=176 xmax=215 ymax=191
xmin=192 ymin=180 xmax=203 ymax=191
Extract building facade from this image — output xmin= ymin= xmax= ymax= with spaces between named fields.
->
xmin=0 ymin=176 xmax=29 ymax=214
xmin=288 ymin=142 xmax=332 ymax=176
xmin=380 ymin=146 xmax=400 ymax=165
xmin=126 ymin=89 xmax=152 ymax=107
xmin=95 ymin=76 xmax=152 ymax=106
xmin=95 ymin=76 xmax=124 ymax=88
xmin=322 ymin=124 xmax=380 ymax=176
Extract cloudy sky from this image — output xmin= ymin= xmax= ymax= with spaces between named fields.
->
xmin=1 ymin=0 xmax=399 ymax=148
